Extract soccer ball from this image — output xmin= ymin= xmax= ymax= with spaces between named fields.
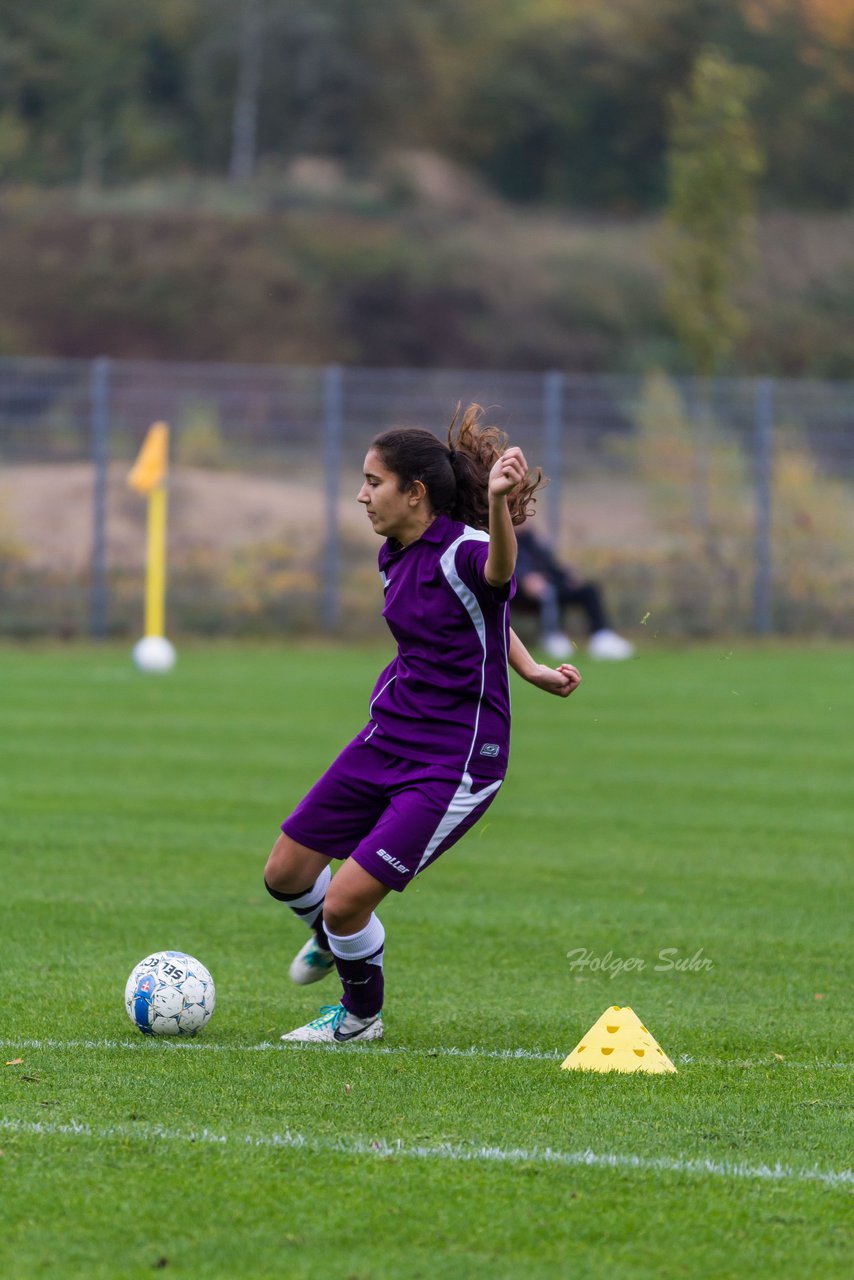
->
xmin=125 ymin=951 xmax=215 ymax=1037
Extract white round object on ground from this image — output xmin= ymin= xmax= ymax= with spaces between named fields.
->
xmin=588 ymin=629 xmax=635 ymax=661
xmin=125 ymin=951 xmax=216 ymax=1036
xmin=541 ymin=631 xmax=575 ymax=660
xmin=133 ymin=635 xmax=176 ymax=673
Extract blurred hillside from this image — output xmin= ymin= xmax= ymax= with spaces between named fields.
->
xmin=1 ymin=166 xmax=853 ymax=375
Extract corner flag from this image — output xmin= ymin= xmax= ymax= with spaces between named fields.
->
xmin=128 ymin=421 xmax=169 ymax=495
xmin=127 ymin=422 xmax=171 ymax=647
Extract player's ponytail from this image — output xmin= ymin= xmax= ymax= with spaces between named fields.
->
xmin=446 ymin=403 xmax=542 ymax=529
xmin=372 ymin=403 xmax=543 ymax=531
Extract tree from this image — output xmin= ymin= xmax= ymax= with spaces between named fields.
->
xmin=664 ymin=46 xmax=764 ymax=375
xmin=229 ymin=0 xmax=263 ymax=183
xmin=0 ymin=1 xmax=203 ymax=185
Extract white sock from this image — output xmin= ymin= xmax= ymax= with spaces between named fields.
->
xmin=284 ymin=865 xmax=331 ymax=932
xmin=326 ymin=913 xmax=385 ymax=966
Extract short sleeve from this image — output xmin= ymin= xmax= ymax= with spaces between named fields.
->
xmin=454 ymin=537 xmax=516 ymax=605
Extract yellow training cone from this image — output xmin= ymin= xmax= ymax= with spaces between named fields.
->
xmin=561 ymin=1005 xmax=677 ymax=1074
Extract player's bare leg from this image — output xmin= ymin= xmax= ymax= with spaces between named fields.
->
xmin=282 ymin=860 xmax=391 ymax=1045
xmin=264 ymin=834 xmax=336 ymax=984
xmin=264 ymin=832 xmax=331 ymax=895
xmin=322 ymin=857 xmax=391 ymax=934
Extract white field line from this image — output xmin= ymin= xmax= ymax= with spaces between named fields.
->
xmin=0 ymin=1115 xmax=851 ymax=1189
xmin=0 ymin=1036 xmax=851 ymax=1071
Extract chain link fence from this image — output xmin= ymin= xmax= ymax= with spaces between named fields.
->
xmin=1 ymin=357 xmax=852 ymax=641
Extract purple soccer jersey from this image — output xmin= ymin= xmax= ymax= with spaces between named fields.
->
xmin=359 ymin=513 xmax=514 ymax=779
xmin=280 ymin=513 xmax=515 ymax=891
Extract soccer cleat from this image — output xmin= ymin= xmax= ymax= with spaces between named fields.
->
xmin=588 ymin=629 xmax=635 ymax=660
xmin=333 ymin=1008 xmax=384 ymax=1044
xmin=280 ymin=1003 xmax=384 ymax=1044
xmin=289 ymin=936 xmax=335 ymax=985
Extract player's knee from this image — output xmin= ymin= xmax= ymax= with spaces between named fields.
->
xmin=321 ymin=897 xmax=357 ymax=935
xmin=322 ymin=881 xmax=368 ymax=934
xmin=264 ymin=862 xmax=283 ymax=893
xmin=323 ymin=858 xmax=388 ymax=934
xmin=263 ymin=835 xmax=304 ymax=894
xmin=263 ymin=844 xmax=285 ymax=890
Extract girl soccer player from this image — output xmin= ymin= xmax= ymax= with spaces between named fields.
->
xmin=264 ymin=405 xmax=581 ymax=1043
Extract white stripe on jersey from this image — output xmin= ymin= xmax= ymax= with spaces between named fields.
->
xmin=365 ymin=672 xmax=396 ymax=741
xmin=415 ymin=526 xmax=506 ymax=874
xmin=439 ymin=527 xmax=491 ymax=775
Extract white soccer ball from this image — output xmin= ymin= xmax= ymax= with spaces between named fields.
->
xmin=132 ymin=636 xmax=176 ymax=673
xmin=125 ymin=951 xmax=216 ymax=1037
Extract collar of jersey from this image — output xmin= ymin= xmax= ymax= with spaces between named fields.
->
xmin=387 ymin=512 xmax=452 ymax=553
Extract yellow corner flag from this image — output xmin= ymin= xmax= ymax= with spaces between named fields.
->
xmin=561 ymin=1006 xmax=677 ymax=1075
xmin=127 ymin=422 xmax=171 ymax=643
xmin=128 ymin=421 xmax=169 ymax=495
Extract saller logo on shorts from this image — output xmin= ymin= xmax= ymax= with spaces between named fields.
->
xmin=376 ymin=848 xmax=411 ymax=874
xmin=479 ymin=743 xmax=500 ymax=758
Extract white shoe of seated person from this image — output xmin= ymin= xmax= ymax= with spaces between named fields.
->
xmin=588 ymin=629 xmax=635 ymax=660
xmin=541 ymin=631 xmax=575 ymax=659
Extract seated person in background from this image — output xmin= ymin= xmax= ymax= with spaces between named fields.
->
xmin=514 ymin=525 xmax=635 ymax=661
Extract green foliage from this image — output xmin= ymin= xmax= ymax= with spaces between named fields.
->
xmin=585 ymin=371 xmax=854 ymax=638
xmin=617 ymin=371 xmax=755 ymax=633
xmin=0 ymin=487 xmax=27 ymax=567
xmin=1 ymin=1 xmax=853 ymax=208
xmin=664 ymin=48 xmax=764 ymax=375
xmin=770 ymin=428 xmax=854 ymax=632
xmin=174 ymin=404 xmax=228 ymax=469
xmin=0 ymin=1 xmax=204 ymax=185
xmin=452 ymin=1 xmax=697 ymax=207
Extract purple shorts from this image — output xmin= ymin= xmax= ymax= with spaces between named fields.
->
xmin=281 ymin=738 xmax=504 ymax=892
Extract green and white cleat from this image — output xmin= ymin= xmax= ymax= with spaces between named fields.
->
xmin=280 ymin=1003 xmax=384 ymax=1044
xmin=289 ymin=936 xmax=335 ymax=985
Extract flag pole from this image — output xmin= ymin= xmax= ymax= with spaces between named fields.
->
xmin=145 ymin=484 xmax=168 ymax=640
xmin=127 ymin=422 xmax=176 ymax=672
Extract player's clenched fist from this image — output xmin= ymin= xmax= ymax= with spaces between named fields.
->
xmin=489 ymin=446 xmax=528 ymax=499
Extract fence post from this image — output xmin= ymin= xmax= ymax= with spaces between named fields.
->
xmin=541 ymin=371 xmax=564 ymax=637
xmin=322 ymin=364 xmax=343 ymax=633
xmin=691 ymin=376 xmax=712 ymax=535
xmin=542 ymin=371 xmax=564 ymax=549
xmin=753 ymin=377 xmax=774 ymax=634
xmin=89 ymin=356 xmax=111 ymax=639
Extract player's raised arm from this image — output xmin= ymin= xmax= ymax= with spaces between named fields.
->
xmin=485 ymin=446 xmax=528 ymax=587
xmin=508 ymin=627 xmax=582 ymax=698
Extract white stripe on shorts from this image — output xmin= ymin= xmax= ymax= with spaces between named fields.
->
xmin=416 ymin=771 xmax=502 ymax=875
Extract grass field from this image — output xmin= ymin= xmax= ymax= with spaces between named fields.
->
xmin=1 ymin=641 xmax=851 ymax=1279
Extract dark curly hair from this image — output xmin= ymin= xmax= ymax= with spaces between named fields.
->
xmin=371 ymin=403 xmax=544 ymax=530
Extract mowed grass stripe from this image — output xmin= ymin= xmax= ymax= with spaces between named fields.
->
xmin=2 ymin=1117 xmax=851 ymax=1189
xmin=1 ymin=1036 xmax=852 ymax=1070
